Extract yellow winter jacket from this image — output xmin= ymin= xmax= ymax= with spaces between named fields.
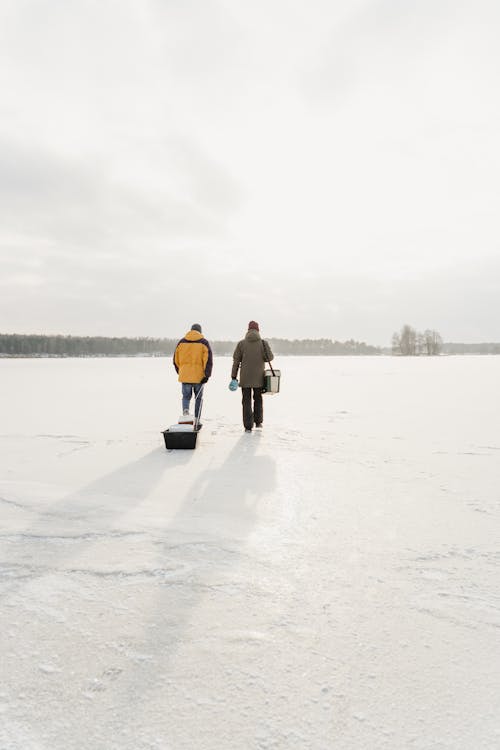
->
xmin=173 ymin=330 xmax=213 ymax=383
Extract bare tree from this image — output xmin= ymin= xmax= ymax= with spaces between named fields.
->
xmin=391 ymin=331 xmax=401 ymax=355
xmin=416 ymin=331 xmax=426 ymax=356
xmin=424 ymin=329 xmax=443 ymax=355
xmin=399 ymin=324 xmax=417 ymax=356
xmin=391 ymin=326 xmax=443 ymax=356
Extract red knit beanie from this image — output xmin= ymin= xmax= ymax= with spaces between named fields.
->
xmin=248 ymin=320 xmax=259 ymax=331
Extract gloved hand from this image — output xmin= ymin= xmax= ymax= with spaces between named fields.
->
xmin=229 ymin=378 xmax=238 ymax=391
xmin=200 ymin=377 xmax=208 ymax=384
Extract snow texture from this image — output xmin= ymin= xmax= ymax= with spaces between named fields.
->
xmin=0 ymin=356 xmax=499 ymax=750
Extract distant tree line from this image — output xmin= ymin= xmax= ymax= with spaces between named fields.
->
xmin=267 ymin=338 xmax=380 ymax=355
xmin=0 ymin=333 xmax=381 ymax=358
xmin=3 ymin=332 xmax=499 ymax=358
xmin=391 ymin=325 xmax=443 ymax=356
xmin=0 ymin=334 xmax=177 ymax=357
xmin=442 ymin=342 xmax=500 ymax=355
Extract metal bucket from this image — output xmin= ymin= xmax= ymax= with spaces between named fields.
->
xmin=263 ymin=368 xmax=281 ymax=394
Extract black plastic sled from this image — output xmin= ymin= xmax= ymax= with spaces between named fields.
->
xmin=162 ymin=427 xmax=200 ymax=450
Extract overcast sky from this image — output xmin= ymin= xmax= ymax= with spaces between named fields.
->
xmin=1 ymin=0 xmax=498 ymax=344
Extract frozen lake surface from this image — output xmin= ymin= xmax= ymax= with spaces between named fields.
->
xmin=1 ymin=355 xmax=499 ymax=749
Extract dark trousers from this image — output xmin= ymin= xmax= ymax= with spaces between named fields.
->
xmin=241 ymin=387 xmax=263 ymax=430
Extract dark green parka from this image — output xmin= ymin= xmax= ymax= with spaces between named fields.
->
xmin=231 ymin=329 xmax=274 ymax=388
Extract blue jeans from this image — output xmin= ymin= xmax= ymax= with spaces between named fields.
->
xmin=182 ymin=382 xmax=203 ymax=418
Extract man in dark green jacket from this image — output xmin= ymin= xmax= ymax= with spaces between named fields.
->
xmin=231 ymin=321 xmax=274 ymax=432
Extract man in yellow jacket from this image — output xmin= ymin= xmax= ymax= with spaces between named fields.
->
xmin=173 ymin=324 xmax=213 ymax=423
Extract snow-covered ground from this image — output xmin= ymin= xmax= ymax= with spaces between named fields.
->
xmin=1 ymin=355 xmax=499 ymax=750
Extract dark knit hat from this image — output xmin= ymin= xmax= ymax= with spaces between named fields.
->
xmin=248 ymin=321 xmax=259 ymax=331
xmin=191 ymin=323 xmax=202 ymax=333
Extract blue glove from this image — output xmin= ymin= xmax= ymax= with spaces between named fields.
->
xmin=229 ymin=378 xmax=238 ymax=391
